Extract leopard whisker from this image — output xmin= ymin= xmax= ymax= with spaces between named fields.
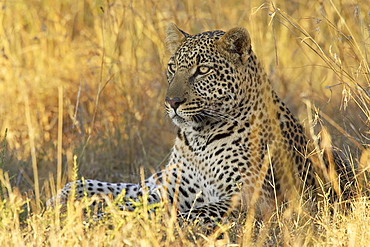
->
xmin=201 ymin=108 xmax=236 ymax=121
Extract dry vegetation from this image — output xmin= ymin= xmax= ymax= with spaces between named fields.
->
xmin=0 ymin=0 xmax=369 ymax=246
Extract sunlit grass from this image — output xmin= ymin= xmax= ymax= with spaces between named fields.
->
xmin=0 ymin=0 xmax=369 ymax=245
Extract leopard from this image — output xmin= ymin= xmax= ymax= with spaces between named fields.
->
xmin=48 ymin=23 xmax=354 ymax=225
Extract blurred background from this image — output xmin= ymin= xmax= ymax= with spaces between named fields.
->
xmin=0 ymin=0 xmax=368 ymax=201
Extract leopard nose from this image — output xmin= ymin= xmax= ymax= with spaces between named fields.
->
xmin=165 ymin=97 xmax=186 ymax=110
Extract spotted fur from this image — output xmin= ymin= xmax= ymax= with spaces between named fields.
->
xmin=48 ymin=24 xmax=353 ymax=224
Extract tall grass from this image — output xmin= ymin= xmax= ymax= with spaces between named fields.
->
xmin=0 ymin=0 xmax=369 ymax=245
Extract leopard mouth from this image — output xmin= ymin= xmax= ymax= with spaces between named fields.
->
xmin=167 ymin=108 xmax=185 ymax=124
xmin=168 ymin=109 xmax=206 ymax=128
xmin=171 ymin=115 xmax=187 ymax=127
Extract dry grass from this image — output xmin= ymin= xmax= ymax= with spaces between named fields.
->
xmin=0 ymin=0 xmax=369 ymax=245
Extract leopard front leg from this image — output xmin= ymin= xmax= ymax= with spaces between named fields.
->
xmin=179 ymin=200 xmax=236 ymax=224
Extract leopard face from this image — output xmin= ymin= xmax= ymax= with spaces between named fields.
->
xmin=164 ymin=26 xmax=255 ymax=129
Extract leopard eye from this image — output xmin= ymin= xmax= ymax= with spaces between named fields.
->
xmin=168 ymin=63 xmax=177 ymax=74
xmin=198 ymin=66 xmax=211 ymax=75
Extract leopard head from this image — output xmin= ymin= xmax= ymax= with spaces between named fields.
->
xmin=165 ymin=23 xmax=258 ymax=129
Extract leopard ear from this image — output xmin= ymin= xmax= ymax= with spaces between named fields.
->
xmin=217 ymin=27 xmax=251 ymax=63
xmin=165 ymin=23 xmax=189 ymax=54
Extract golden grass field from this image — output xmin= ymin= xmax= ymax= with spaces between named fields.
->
xmin=0 ymin=0 xmax=369 ymax=246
